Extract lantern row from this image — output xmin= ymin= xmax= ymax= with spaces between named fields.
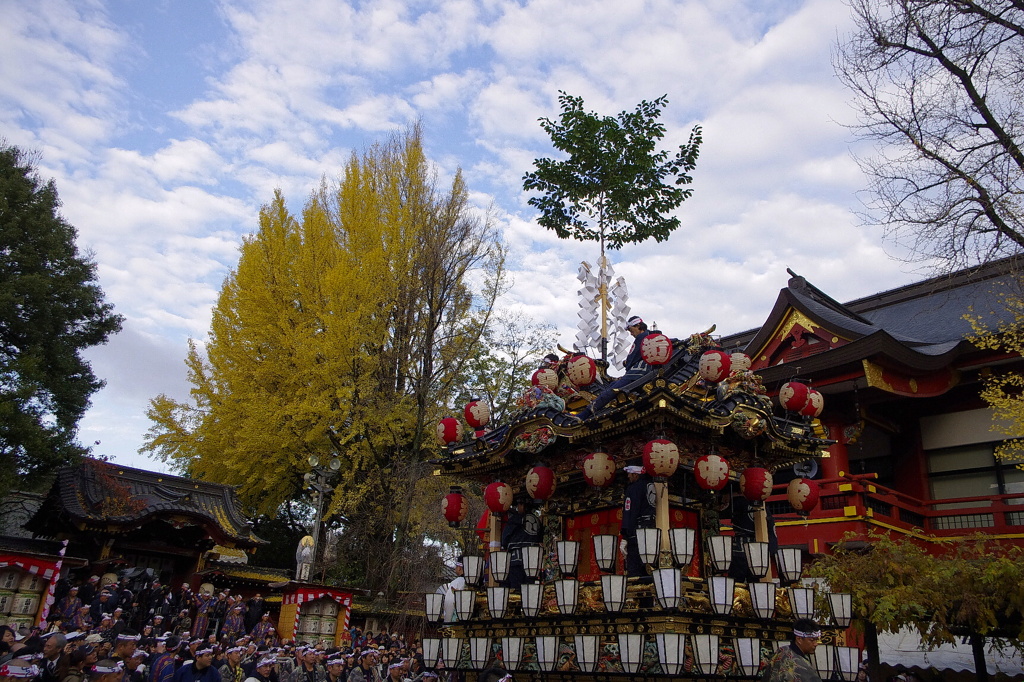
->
xmin=437 ymin=351 xmax=826 ymax=446
xmin=418 ymin=632 xmax=860 ymax=679
xmin=443 ymin=450 xmax=821 ymax=527
xmin=426 ymin=534 xmax=853 ymax=625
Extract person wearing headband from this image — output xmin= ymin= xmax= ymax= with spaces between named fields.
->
xmin=289 ymin=645 xmax=323 ymax=682
xmin=762 ymin=618 xmax=823 ymax=681
xmin=345 ymin=649 xmax=378 ymax=682
xmin=243 ymin=655 xmax=276 ymax=682
xmin=172 ymin=645 xmax=220 ymax=682
xmin=150 ymin=636 xmax=179 ymax=682
xmin=111 ymin=631 xmax=140 ymax=670
xmin=324 ymin=656 xmax=344 ymax=682
xmin=219 ymin=647 xmax=246 ymax=682
xmin=88 ymin=659 xmax=124 ymax=682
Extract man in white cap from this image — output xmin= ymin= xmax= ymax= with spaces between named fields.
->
xmin=621 ymin=465 xmax=656 ymax=577
xmin=439 ymin=561 xmax=466 ymax=623
xmin=577 ymin=316 xmax=654 ymax=419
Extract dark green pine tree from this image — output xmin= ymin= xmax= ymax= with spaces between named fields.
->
xmin=0 ymin=143 xmax=123 ymax=494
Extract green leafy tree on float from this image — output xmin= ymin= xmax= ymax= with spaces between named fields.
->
xmin=522 ymin=92 xmax=702 ymax=252
xmin=522 ymin=93 xmax=701 ymax=360
xmin=0 ymin=143 xmax=122 ymax=496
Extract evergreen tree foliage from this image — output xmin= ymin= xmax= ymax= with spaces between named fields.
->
xmin=523 ymin=92 xmax=702 ymax=250
xmin=0 ymin=143 xmax=122 ymax=494
xmin=142 ymin=126 xmax=505 ymax=596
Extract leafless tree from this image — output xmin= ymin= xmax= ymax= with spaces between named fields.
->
xmin=836 ymin=0 xmax=1024 ymax=270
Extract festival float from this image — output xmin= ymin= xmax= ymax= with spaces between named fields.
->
xmin=424 ymin=284 xmax=862 ymax=680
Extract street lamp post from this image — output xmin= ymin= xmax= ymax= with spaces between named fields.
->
xmin=304 ymin=454 xmax=341 ymax=581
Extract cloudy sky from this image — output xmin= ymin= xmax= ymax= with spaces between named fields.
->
xmin=2 ymin=0 xmax=923 ymax=471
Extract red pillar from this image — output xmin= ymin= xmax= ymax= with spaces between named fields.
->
xmin=821 ymin=419 xmax=850 ymax=482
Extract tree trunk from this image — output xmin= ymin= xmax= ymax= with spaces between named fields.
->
xmin=970 ymin=633 xmax=989 ymax=682
xmin=863 ymin=620 xmax=881 ymax=682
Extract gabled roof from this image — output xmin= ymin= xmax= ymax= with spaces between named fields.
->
xmin=26 ymin=460 xmax=263 ymax=548
xmin=729 ymin=258 xmax=1020 ymax=378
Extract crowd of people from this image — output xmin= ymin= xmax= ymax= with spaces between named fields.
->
xmin=0 ymin=625 xmax=431 ymax=682
xmin=0 ymin=576 xmax=431 ymax=682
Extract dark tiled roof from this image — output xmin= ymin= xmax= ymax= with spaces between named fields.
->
xmin=726 ymin=257 xmax=1020 ymax=361
xmin=26 ymin=461 xmax=262 ymax=547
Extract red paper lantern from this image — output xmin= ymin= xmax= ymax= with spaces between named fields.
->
xmin=642 ymin=439 xmax=680 ymax=477
xmin=484 ymin=481 xmax=513 ymax=514
xmin=531 ymin=368 xmax=559 ymax=390
xmin=698 ymin=350 xmax=732 ymax=382
xmin=787 ymin=477 xmax=820 ymax=513
xmin=442 ymin=487 xmax=468 ymax=527
xmin=739 ymin=467 xmax=774 ymax=503
xmin=525 ymin=465 xmax=556 ymax=500
xmin=436 ymin=417 xmax=464 ymax=445
xmin=566 ymin=355 xmax=597 ymax=387
xmin=799 ymin=389 xmax=825 ymax=418
xmin=779 ymin=381 xmax=810 ymax=412
xmin=694 ymin=454 xmax=730 ymax=491
xmin=464 ymin=400 xmax=490 ymax=430
xmin=475 ymin=510 xmax=490 ymax=543
xmin=730 ymin=352 xmax=752 ymax=372
xmin=640 ymin=333 xmax=673 ymax=365
xmin=581 ymin=452 xmax=616 ymax=487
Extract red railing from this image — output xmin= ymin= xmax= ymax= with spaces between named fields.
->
xmin=764 ymin=473 xmax=1024 ymax=553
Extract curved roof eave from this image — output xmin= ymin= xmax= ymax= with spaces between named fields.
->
xmin=754 ymin=330 xmax=971 ymax=384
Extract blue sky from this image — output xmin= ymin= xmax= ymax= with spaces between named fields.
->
xmin=1 ymin=0 xmax=924 ymax=470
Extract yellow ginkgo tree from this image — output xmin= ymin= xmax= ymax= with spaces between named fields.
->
xmin=142 ymin=126 xmax=506 ymax=596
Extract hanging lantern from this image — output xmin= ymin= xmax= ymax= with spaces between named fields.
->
xmin=531 ymin=368 xmax=559 ymax=390
xmin=483 ymin=481 xmax=513 ymax=514
xmin=779 ymin=381 xmax=810 ymax=412
xmin=640 ymin=333 xmax=673 ymax=365
xmin=698 ymin=350 xmax=732 ymax=382
xmin=800 ymin=388 xmax=825 ymax=418
xmin=436 ymin=417 xmax=463 ymax=446
xmin=566 ymin=355 xmax=597 ymax=387
xmin=643 ymin=439 xmax=680 ymax=478
xmin=788 ymin=477 xmax=820 ymax=513
xmin=694 ymin=454 xmax=730 ymax=491
xmin=582 ymin=452 xmax=616 ymax=487
xmin=739 ymin=467 xmax=774 ymax=503
xmin=464 ymin=400 xmax=490 ymax=430
xmin=525 ymin=465 xmax=556 ymax=500
xmin=730 ymin=352 xmax=751 ymax=372
xmin=442 ymin=487 xmax=468 ymax=527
